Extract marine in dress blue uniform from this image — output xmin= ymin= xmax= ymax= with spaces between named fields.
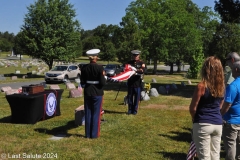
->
xmin=80 ymin=49 xmax=106 ymax=138
xmin=127 ymin=50 xmax=145 ymax=115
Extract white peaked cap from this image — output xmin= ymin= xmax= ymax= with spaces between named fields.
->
xmin=86 ymin=49 xmax=100 ymax=56
xmin=131 ymin=50 xmax=141 ymax=54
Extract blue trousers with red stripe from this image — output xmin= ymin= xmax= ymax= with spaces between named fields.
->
xmin=84 ymin=96 xmax=102 ymax=138
xmin=127 ymin=87 xmax=141 ymax=114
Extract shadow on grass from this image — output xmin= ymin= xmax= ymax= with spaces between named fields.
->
xmin=34 ymin=120 xmax=85 ymax=138
xmin=0 ymin=115 xmax=12 ymax=123
xmin=156 ymin=152 xmax=188 ymax=160
xmin=104 ymin=109 xmax=126 ymax=114
xmin=158 ymin=127 xmax=192 ymax=143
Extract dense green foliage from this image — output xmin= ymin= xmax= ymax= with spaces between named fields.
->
xmin=215 ymin=0 xmax=240 ymax=23
xmin=3 ymin=0 xmax=240 ymax=77
xmin=16 ymin=0 xmax=81 ymax=69
xmin=0 ymin=32 xmax=15 ymax=52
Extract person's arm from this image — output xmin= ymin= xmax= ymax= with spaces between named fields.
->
xmin=221 ymin=102 xmax=231 ymax=115
xmin=99 ymin=66 xmax=106 ymax=86
xmin=189 ymin=82 xmax=205 ymax=122
xmin=221 ymin=84 xmax=236 ymax=115
xmin=136 ymin=62 xmax=145 ymax=74
xmin=219 ymin=98 xmax=224 ymax=109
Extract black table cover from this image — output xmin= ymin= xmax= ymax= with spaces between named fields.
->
xmin=5 ymin=89 xmax=64 ymax=124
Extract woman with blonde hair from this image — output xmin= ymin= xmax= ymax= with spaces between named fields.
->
xmin=189 ymin=56 xmax=225 ymax=160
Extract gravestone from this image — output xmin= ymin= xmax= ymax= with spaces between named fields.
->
xmin=181 ymin=81 xmax=186 ymax=87
xmin=141 ymin=91 xmax=150 ymax=101
xmin=49 ymin=85 xmax=60 ymax=90
xmin=152 ymin=78 xmax=157 ymax=83
xmin=27 ymin=66 xmax=32 ymax=71
xmin=158 ymin=86 xmax=166 ymax=95
xmin=165 ymin=85 xmax=170 ymax=94
xmin=15 ymin=70 xmax=20 ymax=74
xmin=0 ymin=74 xmax=6 ymax=80
xmin=11 ymin=76 xmax=17 ymax=80
xmin=149 ymin=88 xmax=159 ymax=97
xmin=75 ymin=105 xmax=85 ymax=126
xmin=171 ymin=83 xmax=178 ymax=90
xmin=66 ymin=83 xmax=76 ymax=90
xmin=32 ymin=71 xmax=37 ymax=75
xmin=69 ymin=89 xmax=82 ymax=98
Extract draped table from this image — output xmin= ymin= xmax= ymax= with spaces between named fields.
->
xmin=5 ymin=89 xmax=64 ymax=124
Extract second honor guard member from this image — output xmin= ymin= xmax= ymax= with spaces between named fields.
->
xmin=127 ymin=50 xmax=146 ymax=115
xmin=80 ymin=49 xmax=106 ymax=138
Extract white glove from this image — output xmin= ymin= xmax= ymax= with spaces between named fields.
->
xmin=130 ymin=66 xmax=137 ymax=71
xmin=104 ymin=76 xmax=108 ymax=80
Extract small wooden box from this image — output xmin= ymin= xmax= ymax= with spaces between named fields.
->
xmin=22 ymin=84 xmax=44 ymax=94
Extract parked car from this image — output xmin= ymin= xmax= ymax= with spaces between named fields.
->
xmin=45 ymin=64 xmax=81 ymax=83
xmin=104 ymin=64 xmax=122 ymax=77
xmin=78 ymin=63 xmax=87 ymax=70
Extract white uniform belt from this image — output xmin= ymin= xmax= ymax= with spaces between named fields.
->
xmin=86 ymin=81 xmax=99 ymax=84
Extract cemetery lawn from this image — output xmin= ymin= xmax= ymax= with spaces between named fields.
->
xmin=0 ymin=72 xmax=226 ymax=159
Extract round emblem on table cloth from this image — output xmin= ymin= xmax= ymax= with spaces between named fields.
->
xmin=46 ymin=93 xmax=57 ymax=116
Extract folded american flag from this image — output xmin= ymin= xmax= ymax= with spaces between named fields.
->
xmin=105 ymin=64 xmax=136 ymax=83
xmin=106 ymin=76 xmax=121 ymax=83
xmin=186 ymin=141 xmax=197 ymax=160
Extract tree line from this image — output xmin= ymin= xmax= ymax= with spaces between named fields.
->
xmin=1 ymin=0 xmax=240 ymax=78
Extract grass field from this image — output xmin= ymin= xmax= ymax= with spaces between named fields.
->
xmin=0 ymin=58 xmax=226 ymax=160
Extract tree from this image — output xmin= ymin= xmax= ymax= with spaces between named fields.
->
xmin=17 ymin=0 xmax=81 ymax=69
xmin=115 ymin=17 xmax=142 ymax=64
xmin=93 ymin=24 xmax=118 ymax=62
xmin=99 ymin=41 xmax=116 ymax=63
xmin=161 ymin=0 xmax=203 ymax=74
xmin=215 ymin=0 xmax=240 ymax=23
xmin=14 ymin=31 xmax=26 ymax=57
xmin=197 ymin=7 xmax=220 ymax=58
xmin=0 ymin=31 xmax=15 ymax=52
xmin=209 ymin=22 xmax=240 ymax=61
xmin=0 ymin=38 xmax=13 ymax=52
xmin=120 ymin=0 xmax=203 ymax=76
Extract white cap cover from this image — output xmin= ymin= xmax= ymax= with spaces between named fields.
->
xmin=131 ymin=50 xmax=141 ymax=54
xmin=86 ymin=49 xmax=100 ymax=56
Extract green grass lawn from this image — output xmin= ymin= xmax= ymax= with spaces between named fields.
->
xmin=0 ymin=63 xmax=226 ymax=159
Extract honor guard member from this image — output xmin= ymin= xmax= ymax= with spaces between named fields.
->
xmin=126 ymin=50 xmax=146 ymax=115
xmin=80 ymin=49 xmax=106 ymax=138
